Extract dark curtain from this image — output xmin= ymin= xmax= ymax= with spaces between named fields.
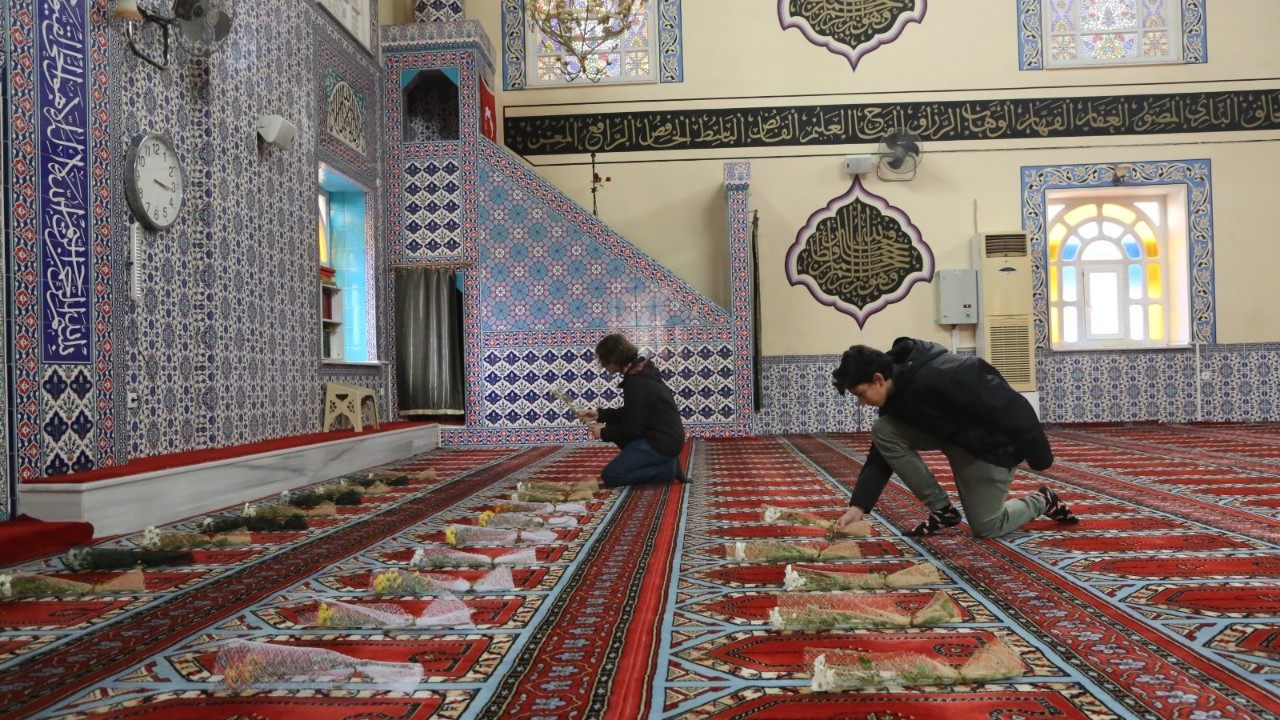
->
xmin=395 ymin=267 xmax=464 ymax=416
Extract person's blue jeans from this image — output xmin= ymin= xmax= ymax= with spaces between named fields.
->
xmin=601 ymin=438 xmax=678 ymax=487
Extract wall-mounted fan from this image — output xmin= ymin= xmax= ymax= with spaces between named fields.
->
xmin=876 ymin=128 xmax=922 ymax=181
xmin=119 ymin=0 xmax=236 ymax=70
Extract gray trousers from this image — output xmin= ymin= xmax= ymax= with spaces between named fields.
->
xmin=872 ymin=415 xmax=1046 ymax=538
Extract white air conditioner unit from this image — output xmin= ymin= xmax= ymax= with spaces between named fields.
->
xmin=973 ymin=232 xmax=1036 ymax=393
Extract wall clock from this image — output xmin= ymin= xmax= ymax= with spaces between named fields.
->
xmin=124 ymin=132 xmax=186 ymax=231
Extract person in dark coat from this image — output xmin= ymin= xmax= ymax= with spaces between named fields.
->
xmin=578 ymin=333 xmax=690 ymax=487
xmin=832 ymin=337 xmax=1078 ymax=538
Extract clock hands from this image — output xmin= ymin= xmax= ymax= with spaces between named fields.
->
xmin=153 ymin=178 xmax=176 ymax=192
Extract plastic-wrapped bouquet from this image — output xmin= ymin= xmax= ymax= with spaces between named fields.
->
xmin=63 ymin=546 xmax=194 ymax=571
xmin=371 ymin=568 xmax=469 ymax=594
xmin=808 ymin=638 xmax=1023 ymax=690
xmin=770 ymin=590 xmax=961 ymax=631
xmin=0 ymin=568 xmax=146 ymax=597
xmin=493 ymin=500 xmax=588 ymax=515
xmin=410 ymin=546 xmax=536 ymax=569
xmin=445 ymin=525 xmax=556 ymax=546
xmin=478 ymin=511 xmax=575 ymax=530
xmin=137 ymin=526 xmax=252 ymax=550
xmin=215 ymin=639 xmax=423 ymax=691
xmin=783 ymin=563 xmax=944 ymax=591
xmin=201 ymin=514 xmax=308 ymax=533
xmin=724 ymin=540 xmax=866 ymax=563
xmin=761 ymin=505 xmax=871 ymax=538
xmin=245 ymin=501 xmax=337 ymax=519
xmin=306 ymin=595 xmax=474 ymax=629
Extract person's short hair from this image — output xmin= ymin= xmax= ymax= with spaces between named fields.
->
xmin=595 ymin=333 xmax=639 ymax=368
xmin=832 ymin=345 xmax=892 ymax=395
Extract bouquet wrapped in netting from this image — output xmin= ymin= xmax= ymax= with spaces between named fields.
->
xmin=807 ymin=638 xmax=1024 ymax=690
xmin=770 ymin=590 xmax=961 ymax=631
xmin=520 ymin=478 xmax=599 ymax=494
xmin=492 ymin=500 xmax=588 ymax=515
xmin=478 ymin=511 xmax=575 ymax=529
xmin=445 ymin=525 xmax=557 ymax=546
xmin=414 ymin=593 xmax=475 ymax=628
xmin=63 ymin=547 xmax=195 ymax=571
xmin=285 ymin=487 xmax=361 ymax=507
xmin=216 ymin=639 xmax=423 ymax=691
xmin=137 ymin=526 xmax=252 ymax=550
xmin=410 ymin=546 xmax=536 ymax=569
xmin=245 ymin=501 xmax=337 ymax=518
xmin=783 ymin=563 xmax=944 ymax=591
xmin=761 ymin=506 xmax=872 ymax=538
xmin=308 ymin=598 xmax=414 ymax=628
xmin=724 ymin=540 xmax=866 ymax=563
xmin=0 ymin=568 xmax=146 ymax=597
xmin=201 ymin=514 xmax=308 ymax=533
xmin=514 ymin=488 xmax=595 ymax=503
xmin=369 ymin=566 xmax=515 ymax=594
xmin=307 ymin=594 xmax=474 ymax=629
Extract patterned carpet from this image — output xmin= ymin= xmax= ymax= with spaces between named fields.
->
xmin=3 ymin=424 xmax=1280 ymax=719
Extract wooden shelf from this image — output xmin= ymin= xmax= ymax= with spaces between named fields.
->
xmin=321 ymin=282 xmax=343 ymax=360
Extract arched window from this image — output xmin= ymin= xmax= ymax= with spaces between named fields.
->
xmin=1046 ymin=189 xmax=1190 ymax=349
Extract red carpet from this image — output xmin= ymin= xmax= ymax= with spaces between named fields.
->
xmin=4 ymin=426 xmax=1280 ymax=718
xmin=0 ymin=514 xmax=94 ymax=565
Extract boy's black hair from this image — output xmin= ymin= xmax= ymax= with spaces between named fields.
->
xmin=831 ymin=345 xmax=892 ymax=395
xmin=595 ymin=333 xmax=639 ymax=368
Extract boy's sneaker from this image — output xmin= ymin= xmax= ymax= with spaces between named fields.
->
xmin=904 ymin=505 xmax=962 ymax=536
xmin=1036 ymin=485 xmax=1079 ymax=523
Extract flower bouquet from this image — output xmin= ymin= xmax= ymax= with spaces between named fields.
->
xmin=783 ymin=563 xmax=944 ymax=591
xmin=410 ymin=547 xmax=536 ymax=569
xmin=493 ymin=500 xmax=588 ymax=515
xmin=807 ymin=638 xmax=1023 ymax=690
xmin=215 ymin=639 xmax=423 ymax=692
xmin=413 ymin=593 xmax=475 ymax=628
xmin=370 ymin=566 xmax=515 ymax=594
xmin=309 ymin=598 xmax=414 ymax=628
xmin=724 ymin=540 xmax=866 ymax=563
xmin=445 ymin=525 xmax=557 ymax=546
xmin=769 ymin=590 xmax=961 ymax=631
xmin=63 ymin=547 xmax=195 ymax=571
xmin=478 ymin=511 xmax=575 ymax=530
xmin=201 ymin=514 xmax=308 ymax=533
xmin=245 ymin=501 xmax=337 ymax=518
xmin=137 ymin=526 xmax=252 ymax=550
xmin=514 ymin=478 xmax=598 ymax=503
xmin=761 ymin=505 xmax=871 ymax=538
xmin=287 ymin=487 xmax=361 ymax=507
xmin=0 ymin=568 xmax=146 ymax=597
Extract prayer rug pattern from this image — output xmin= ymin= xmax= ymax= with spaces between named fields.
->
xmin=4 ymin=424 xmax=1280 ymax=718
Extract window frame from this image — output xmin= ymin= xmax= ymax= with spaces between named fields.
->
xmin=318 ymin=164 xmax=377 ymax=364
xmin=1045 ymin=186 xmax=1190 ymax=352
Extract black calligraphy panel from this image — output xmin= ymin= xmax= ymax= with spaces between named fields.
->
xmin=787 ymin=182 xmax=931 ymax=326
xmin=787 ymin=0 xmax=918 ymax=52
xmin=505 ymin=89 xmax=1280 ymax=156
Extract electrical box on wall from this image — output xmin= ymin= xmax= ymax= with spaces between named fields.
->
xmin=935 ymin=269 xmax=978 ymax=325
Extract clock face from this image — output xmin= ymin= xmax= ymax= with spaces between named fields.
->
xmin=125 ymin=132 xmax=185 ymax=231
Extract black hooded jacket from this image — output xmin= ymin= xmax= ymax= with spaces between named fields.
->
xmin=596 ymin=358 xmax=686 ymax=457
xmin=848 ymin=337 xmax=1053 ymax=512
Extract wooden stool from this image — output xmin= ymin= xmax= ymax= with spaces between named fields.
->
xmin=323 ymin=383 xmax=380 ymax=432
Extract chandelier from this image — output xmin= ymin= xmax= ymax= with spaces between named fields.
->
xmin=528 ymin=0 xmax=645 ymax=83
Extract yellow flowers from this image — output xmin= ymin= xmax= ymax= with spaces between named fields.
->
xmin=371 ymin=571 xmax=398 ymax=594
xmin=444 ymin=526 xmax=458 ymax=546
xmin=478 ymin=511 xmax=495 ymax=528
xmin=315 ymin=602 xmax=336 ymax=628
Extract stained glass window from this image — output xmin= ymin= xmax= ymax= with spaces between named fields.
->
xmin=1043 ymin=0 xmax=1181 ymax=68
xmin=527 ymin=1 xmax=658 ymax=86
xmin=1046 ymin=188 xmax=1189 ymax=350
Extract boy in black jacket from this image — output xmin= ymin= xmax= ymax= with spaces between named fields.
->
xmin=833 ymin=338 xmax=1078 ymax=538
xmin=578 ymin=334 xmax=690 ymax=487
